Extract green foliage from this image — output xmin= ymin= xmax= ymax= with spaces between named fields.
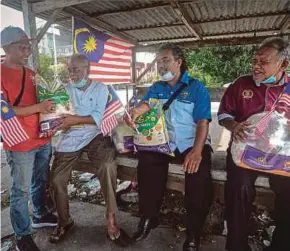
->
xmin=187 ymin=65 xmax=215 ymax=87
xmin=39 ymin=54 xmax=69 ymax=85
xmin=185 ymin=45 xmax=256 ymax=87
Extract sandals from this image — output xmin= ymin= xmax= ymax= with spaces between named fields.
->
xmin=49 ymin=220 xmax=75 ymax=243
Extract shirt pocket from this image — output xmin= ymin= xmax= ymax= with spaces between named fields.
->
xmin=173 ymin=100 xmax=195 ymax=122
xmin=78 ymin=97 xmax=96 ymax=116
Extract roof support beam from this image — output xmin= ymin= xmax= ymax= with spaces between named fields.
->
xmin=37 ymin=8 xmax=63 ymax=42
xmin=91 ymin=1 xmax=194 ymax=17
xmin=198 ymin=11 xmax=290 ymax=24
xmin=135 ymin=36 xmax=278 ymax=52
xmin=22 ymin=0 xmax=40 ymax=70
xmin=33 ymin=0 xmax=94 ymax=13
xmin=117 ymin=11 xmax=290 ymax=32
xmin=205 ymin=29 xmax=284 ymax=38
xmin=280 ymin=15 xmax=290 ymax=33
xmin=119 ymin=22 xmax=185 ymax=32
xmin=169 ymin=0 xmax=202 ymax=40
xmin=63 ymin=7 xmax=137 ymax=45
xmin=139 ymin=28 xmax=289 ymax=44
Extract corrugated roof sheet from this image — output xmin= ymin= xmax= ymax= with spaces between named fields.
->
xmin=1 ymin=0 xmax=290 ymax=45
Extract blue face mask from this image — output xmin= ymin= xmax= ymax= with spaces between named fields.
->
xmin=73 ymin=79 xmax=87 ymax=89
xmin=255 ymin=75 xmax=277 ymax=86
xmin=255 ymin=59 xmax=284 ymax=86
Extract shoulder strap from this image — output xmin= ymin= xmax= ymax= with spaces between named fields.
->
xmin=162 ymin=83 xmax=187 ymax=111
xmin=13 ymin=67 xmax=26 ymax=107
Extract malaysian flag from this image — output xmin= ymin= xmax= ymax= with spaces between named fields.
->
xmin=73 ymin=18 xmax=133 ymax=84
xmin=101 ymin=85 xmax=123 ymax=136
xmin=0 ymin=93 xmax=29 ymax=146
xmin=255 ymin=84 xmax=290 ymax=135
xmin=276 ymin=83 xmax=290 ymax=118
xmin=255 ymin=107 xmax=275 ymax=135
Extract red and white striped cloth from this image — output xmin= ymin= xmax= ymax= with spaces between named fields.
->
xmin=278 ymin=93 xmax=290 ymax=106
xmin=89 ymin=38 xmax=133 ymax=84
xmin=255 ymin=106 xmax=277 ymax=135
xmin=101 ymin=85 xmax=123 ymax=136
xmin=1 ymin=93 xmax=29 ymax=146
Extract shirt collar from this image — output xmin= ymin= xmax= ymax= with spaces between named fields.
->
xmin=179 ymin=71 xmax=190 ymax=85
xmin=159 ymin=71 xmax=190 ymax=87
xmin=254 ymin=72 xmax=288 ymax=87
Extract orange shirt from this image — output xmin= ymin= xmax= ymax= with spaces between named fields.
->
xmin=1 ymin=63 xmax=50 ymax=152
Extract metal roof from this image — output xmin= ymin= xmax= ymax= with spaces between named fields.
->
xmin=1 ymin=0 xmax=290 ymax=49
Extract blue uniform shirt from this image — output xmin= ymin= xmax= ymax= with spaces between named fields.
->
xmin=142 ymin=71 xmax=211 ymax=153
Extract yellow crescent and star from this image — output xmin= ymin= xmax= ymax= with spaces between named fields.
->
xmin=1 ymin=99 xmax=10 ymax=114
xmin=74 ymin=27 xmax=98 ymax=54
xmin=107 ymin=93 xmax=113 ymax=103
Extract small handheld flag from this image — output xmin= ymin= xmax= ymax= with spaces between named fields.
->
xmin=1 ymin=94 xmax=29 ymax=146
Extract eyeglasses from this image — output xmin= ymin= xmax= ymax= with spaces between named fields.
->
xmin=67 ymin=67 xmax=86 ymax=74
xmin=157 ymin=58 xmax=173 ymax=65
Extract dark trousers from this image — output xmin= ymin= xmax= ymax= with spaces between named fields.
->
xmin=225 ymin=150 xmax=290 ymax=251
xmin=137 ymin=145 xmax=213 ymax=238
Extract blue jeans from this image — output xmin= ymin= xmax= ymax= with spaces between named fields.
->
xmin=5 ymin=143 xmax=52 ymax=237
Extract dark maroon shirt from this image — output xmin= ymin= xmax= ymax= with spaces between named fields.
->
xmin=218 ymin=74 xmax=288 ymax=123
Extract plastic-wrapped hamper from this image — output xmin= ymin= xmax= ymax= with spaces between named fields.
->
xmin=231 ymin=84 xmax=290 ymax=177
xmin=36 ymin=74 xmax=74 ymax=137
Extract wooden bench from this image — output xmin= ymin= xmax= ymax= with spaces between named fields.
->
xmin=74 ymin=150 xmax=270 ymax=193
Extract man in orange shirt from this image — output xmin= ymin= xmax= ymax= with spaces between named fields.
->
xmin=1 ymin=26 xmax=58 ymax=251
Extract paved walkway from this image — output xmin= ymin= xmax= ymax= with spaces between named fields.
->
xmin=1 ymin=201 xmax=226 ymax=251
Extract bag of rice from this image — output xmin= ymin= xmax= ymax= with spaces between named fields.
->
xmin=36 ymin=74 xmax=74 ymax=137
xmin=133 ymin=98 xmax=174 ymax=156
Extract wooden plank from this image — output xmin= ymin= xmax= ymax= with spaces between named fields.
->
xmin=63 ymin=6 xmax=137 ymax=45
xmin=136 ymin=57 xmax=157 ymax=83
xmin=37 ymin=8 xmax=63 ymax=42
xmin=32 ymin=0 xmax=93 ymax=13
xmin=74 ymin=154 xmax=270 ymax=189
xmin=22 ymin=0 xmax=40 ymax=71
xmin=169 ymin=0 xmax=202 ymax=40
xmin=132 ymin=47 xmax=137 ymax=84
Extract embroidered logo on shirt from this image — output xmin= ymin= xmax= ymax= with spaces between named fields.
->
xmin=181 ymin=90 xmax=189 ymax=99
xmin=242 ymin=89 xmax=254 ymax=99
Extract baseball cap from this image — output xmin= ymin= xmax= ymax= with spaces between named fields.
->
xmin=1 ymin=26 xmax=34 ymax=47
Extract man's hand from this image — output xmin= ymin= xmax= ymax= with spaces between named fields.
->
xmin=124 ymin=108 xmax=139 ymax=129
xmin=232 ymin=121 xmax=252 ymax=142
xmin=56 ymin=114 xmax=79 ymax=131
xmin=183 ymin=147 xmax=203 ymax=174
xmin=41 ymin=129 xmax=57 ymax=138
xmin=37 ymin=99 xmax=56 ymax=114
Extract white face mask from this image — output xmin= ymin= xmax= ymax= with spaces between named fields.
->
xmin=160 ymin=71 xmax=176 ymax=82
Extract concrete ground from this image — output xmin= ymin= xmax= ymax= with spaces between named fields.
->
xmin=1 ymin=201 xmax=226 ymax=251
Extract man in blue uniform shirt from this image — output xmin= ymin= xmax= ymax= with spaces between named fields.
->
xmin=126 ymin=44 xmax=213 ymax=251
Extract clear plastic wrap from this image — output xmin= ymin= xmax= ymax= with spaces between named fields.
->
xmin=36 ymin=74 xmax=74 ymax=137
xmin=112 ymin=122 xmax=134 ymax=153
xmin=231 ymin=85 xmax=290 ymax=177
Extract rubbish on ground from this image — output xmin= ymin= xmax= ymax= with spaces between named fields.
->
xmin=116 ymin=181 xmax=131 ymax=193
xmin=120 ymin=192 xmax=139 ymax=203
xmin=79 ymin=172 xmax=95 ymax=182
